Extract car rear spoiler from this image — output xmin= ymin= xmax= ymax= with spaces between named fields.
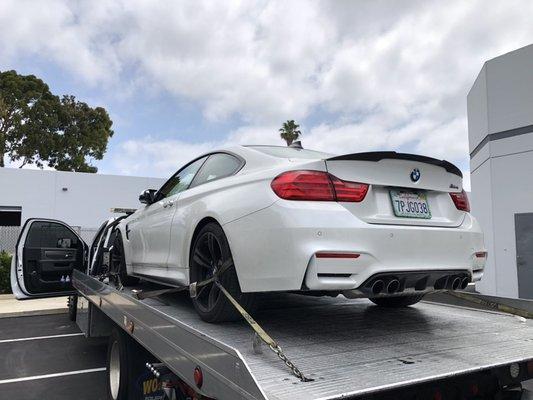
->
xmin=326 ymin=151 xmax=463 ymax=178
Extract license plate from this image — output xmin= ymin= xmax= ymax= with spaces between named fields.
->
xmin=389 ymin=190 xmax=431 ymax=219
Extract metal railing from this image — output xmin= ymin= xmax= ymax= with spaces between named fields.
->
xmin=71 ymin=227 xmax=99 ymax=245
xmin=0 ymin=226 xmax=20 ymax=254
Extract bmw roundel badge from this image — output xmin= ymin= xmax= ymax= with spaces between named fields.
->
xmin=410 ymin=168 xmax=421 ymax=182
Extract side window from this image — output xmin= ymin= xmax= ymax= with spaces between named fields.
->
xmin=158 ymin=156 xmax=207 ymax=199
xmin=26 ymin=221 xmax=79 ymax=249
xmin=190 ymin=153 xmax=242 ymax=188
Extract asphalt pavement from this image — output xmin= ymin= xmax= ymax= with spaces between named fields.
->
xmin=0 ymin=313 xmax=107 ymax=400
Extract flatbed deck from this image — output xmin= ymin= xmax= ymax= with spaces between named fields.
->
xmin=74 ymin=270 xmax=533 ymax=400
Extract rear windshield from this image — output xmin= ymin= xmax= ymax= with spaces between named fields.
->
xmin=248 ymin=146 xmax=333 ymax=159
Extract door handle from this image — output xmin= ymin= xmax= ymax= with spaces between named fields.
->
xmin=163 ymin=200 xmax=175 ymax=208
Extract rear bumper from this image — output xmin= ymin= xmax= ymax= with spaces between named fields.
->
xmin=223 ymin=200 xmax=486 ymax=293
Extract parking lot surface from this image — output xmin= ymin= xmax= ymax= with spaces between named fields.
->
xmin=0 ymin=313 xmax=107 ymax=400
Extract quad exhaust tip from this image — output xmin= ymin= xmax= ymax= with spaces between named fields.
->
xmin=371 ymin=280 xmax=385 ymax=295
xmin=460 ymin=277 xmax=470 ymax=290
xmin=387 ymin=279 xmax=400 ymax=294
xmin=451 ymin=277 xmax=462 ymax=291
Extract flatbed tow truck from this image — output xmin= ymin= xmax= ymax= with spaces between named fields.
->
xmin=11 ymin=216 xmax=533 ymax=400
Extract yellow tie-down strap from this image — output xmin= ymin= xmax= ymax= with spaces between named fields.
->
xmin=448 ymin=291 xmax=533 ymax=319
xmin=215 ymin=280 xmax=313 ymax=382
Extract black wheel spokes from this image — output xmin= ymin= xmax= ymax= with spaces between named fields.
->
xmin=194 ymin=232 xmax=223 ymax=311
xmin=206 ymin=233 xmax=220 ymax=265
xmin=193 ymin=247 xmax=211 ymax=270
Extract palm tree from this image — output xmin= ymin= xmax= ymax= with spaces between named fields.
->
xmin=279 ymin=120 xmax=301 ymax=146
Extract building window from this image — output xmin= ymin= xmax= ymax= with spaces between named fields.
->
xmin=0 ymin=208 xmax=22 ymax=227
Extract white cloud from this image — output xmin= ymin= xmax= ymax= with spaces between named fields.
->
xmin=111 ymin=138 xmax=215 ymax=177
xmin=2 ymin=0 xmax=533 ymax=187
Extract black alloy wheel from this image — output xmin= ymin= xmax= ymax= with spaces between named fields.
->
xmin=190 ymin=222 xmax=257 ymax=322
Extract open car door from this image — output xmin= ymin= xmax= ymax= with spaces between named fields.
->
xmin=11 ymin=218 xmax=88 ymax=299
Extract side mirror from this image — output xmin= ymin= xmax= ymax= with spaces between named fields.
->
xmin=139 ymin=189 xmax=157 ymax=205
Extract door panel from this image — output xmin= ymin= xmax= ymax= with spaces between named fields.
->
xmin=131 ymin=156 xmax=208 ymax=275
xmin=516 ymin=213 xmax=533 ymax=299
xmin=135 ymin=197 xmax=177 ymax=271
xmin=126 ymin=214 xmax=144 ymax=267
xmin=13 ymin=219 xmax=87 ymax=298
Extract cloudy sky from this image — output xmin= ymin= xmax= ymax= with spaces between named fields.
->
xmin=2 ymin=0 xmax=533 ymax=189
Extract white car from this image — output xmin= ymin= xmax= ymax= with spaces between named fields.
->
xmin=12 ymin=145 xmax=486 ymax=322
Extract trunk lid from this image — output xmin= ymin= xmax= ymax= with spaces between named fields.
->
xmin=325 ymin=152 xmax=465 ymax=227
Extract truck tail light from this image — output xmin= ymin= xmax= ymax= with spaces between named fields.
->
xmin=449 ymin=190 xmax=470 ymax=212
xmin=271 ymin=171 xmax=368 ymax=202
xmin=194 ymin=366 xmax=203 ymax=388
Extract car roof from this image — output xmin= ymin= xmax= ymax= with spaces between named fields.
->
xmin=185 ymin=145 xmax=333 ymax=173
xmin=224 ymin=144 xmax=334 ymax=160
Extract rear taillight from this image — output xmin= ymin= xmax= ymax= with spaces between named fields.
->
xmin=271 ymin=170 xmax=368 ymax=202
xmin=449 ymin=190 xmax=470 ymax=212
xmin=330 ymin=175 xmax=369 ymax=202
xmin=271 ymin=170 xmax=335 ymax=201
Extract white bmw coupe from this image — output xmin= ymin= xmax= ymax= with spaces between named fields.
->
xmin=111 ymin=144 xmax=486 ymax=322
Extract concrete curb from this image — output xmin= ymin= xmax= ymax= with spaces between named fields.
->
xmin=0 ymin=308 xmax=68 ymax=319
xmin=0 ymin=293 xmax=69 ymax=319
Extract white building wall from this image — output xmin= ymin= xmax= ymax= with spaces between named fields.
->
xmin=468 ymin=44 xmax=533 ymax=298
xmin=469 ymin=157 xmax=496 ymax=294
xmin=489 ymin=138 xmax=533 ymax=297
xmin=0 ymin=167 xmax=165 ymax=229
xmin=486 ymin=45 xmax=533 ymax=134
xmin=467 ymin=66 xmax=489 ymax=152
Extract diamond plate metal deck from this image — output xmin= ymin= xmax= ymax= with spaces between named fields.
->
xmin=141 ymin=291 xmax=533 ymax=400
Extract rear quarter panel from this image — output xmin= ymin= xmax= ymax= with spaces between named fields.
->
xmin=167 ymin=159 xmax=328 ymax=283
xmin=167 ymin=169 xmax=279 ymax=274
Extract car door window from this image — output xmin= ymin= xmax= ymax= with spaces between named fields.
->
xmin=26 ymin=221 xmax=79 ymax=249
xmin=157 ymin=156 xmax=208 ymax=199
xmin=190 ymin=153 xmax=243 ymax=188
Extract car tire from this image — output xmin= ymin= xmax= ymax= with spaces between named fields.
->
xmin=369 ymin=294 xmax=425 ymax=307
xmin=106 ymin=328 xmax=159 ymax=400
xmin=111 ymin=232 xmax=140 ymax=287
xmin=190 ymin=222 xmax=257 ymax=323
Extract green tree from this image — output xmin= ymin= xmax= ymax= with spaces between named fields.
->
xmin=0 ymin=251 xmax=11 ymax=294
xmin=52 ymin=95 xmax=114 ymax=173
xmin=0 ymin=70 xmax=113 ymax=172
xmin=279 ymin=120 xmax=301 ymax=146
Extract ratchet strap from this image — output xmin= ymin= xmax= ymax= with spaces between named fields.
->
xmin=132 ymin=259 xmax=234 ymax=300
xmin=448 ymin=291 xmax=533 ymax=319
xmin=215 ymin=280 xmax=313 ymax=382
xmin=125 ymin=258 xmax=313 ymax=382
